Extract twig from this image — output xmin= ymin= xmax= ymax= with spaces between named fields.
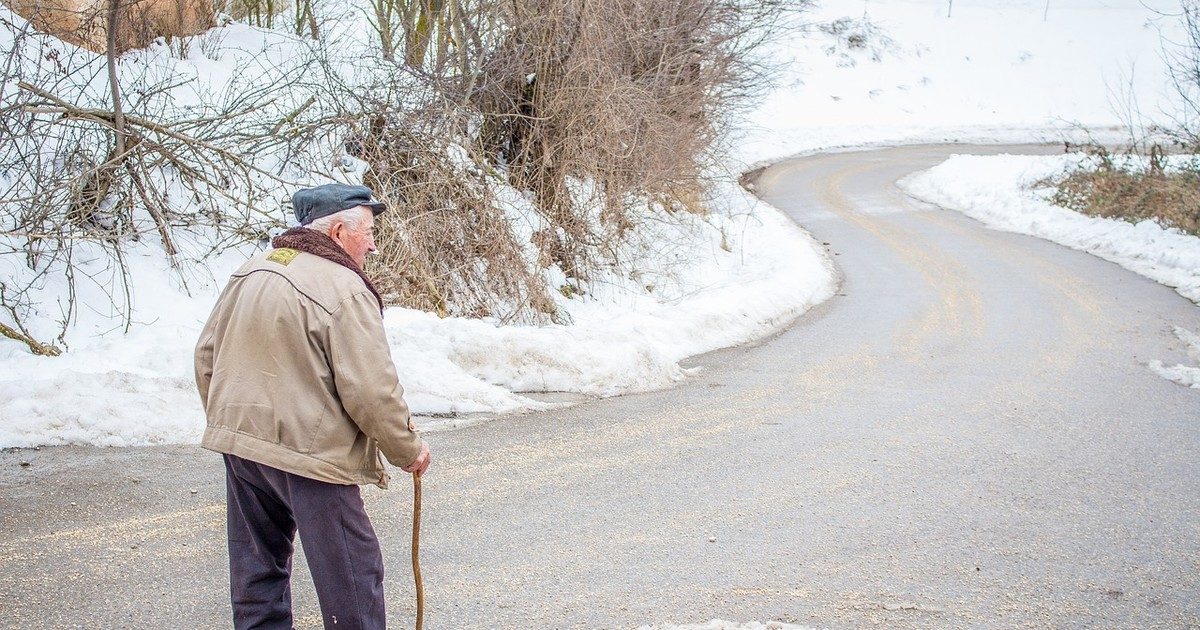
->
xmin=270 ymin=95 xmax=317 ymax=135
xmin=0 ymin=320 xmax=61 ymax=356
xmin=17 ymin=81 xmax=299 ymax=184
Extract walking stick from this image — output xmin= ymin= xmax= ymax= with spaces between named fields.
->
xmin=412 ymin=471 xmax=424 ymax=630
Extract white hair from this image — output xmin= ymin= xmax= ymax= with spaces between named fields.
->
xmin=305 ymin=205 xmax=373 ymax=235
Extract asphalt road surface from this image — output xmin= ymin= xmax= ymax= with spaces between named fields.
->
xmin=3 ymin=144 xmax=1199 ymax=629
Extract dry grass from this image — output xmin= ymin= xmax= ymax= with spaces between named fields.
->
xmin=1043 ymin=145 xmax=1200 ymax=236
xmin=1040 ymin=2 xmax=1200 ymax=239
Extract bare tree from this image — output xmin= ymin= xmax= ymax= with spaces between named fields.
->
xmin=1162 ymin=0 xmax=1200 ymax=150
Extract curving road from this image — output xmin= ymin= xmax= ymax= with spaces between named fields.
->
xmin=3 ymin=144 xmax=1199 ymax=628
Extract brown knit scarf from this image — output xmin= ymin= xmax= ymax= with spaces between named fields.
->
xmin=271 ymin=227 xmax=384 ymax=314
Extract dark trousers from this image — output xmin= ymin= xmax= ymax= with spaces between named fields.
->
xmin=223 ymin=454 xmax=386 ymax=630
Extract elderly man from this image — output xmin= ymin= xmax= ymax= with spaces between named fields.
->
xmin=195 ymin=183 xmax=431 ymax=630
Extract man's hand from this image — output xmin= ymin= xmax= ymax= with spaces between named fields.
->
xmin=401 ymin=440 xmax=431 ymax=476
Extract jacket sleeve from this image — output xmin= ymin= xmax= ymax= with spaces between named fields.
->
xmin=194 ymin=314 xmax=217 ymax=414
xmin=327 ymin=291 xmax=423 ymax=468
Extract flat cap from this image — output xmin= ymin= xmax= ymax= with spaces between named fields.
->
xmin=292 ymin=183 xmax=386 ymax=226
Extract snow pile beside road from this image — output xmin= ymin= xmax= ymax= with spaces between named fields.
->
xmin=637 ymin=621 xmax=815 ymax=630
xmin=898 ymin=153 xmax=1200 ymax=304
xmin=0 ymin=177 xmax=834 ymax=447
xmin=396 ymin=181 xmax=833 ymax=403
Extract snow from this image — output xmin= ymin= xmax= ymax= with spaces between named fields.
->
xmin=1149 ymin=326 xmax=1200 ymax=389
xmin=898 ymin=153 xmax=1200 ymax=304
xmin=736 ymin=0 xmax=1185 ymax=167
xmin=0 ymin=0 xmax=844 ymax=447
xmin=0 ymin=166 xmax=834 ymax=446
xmin=1 ymin=0 xmax=1192 ymax=446
xmin=0 ymin=157 xmax=834 ymax=444
xmin=390 ymin=181 xmax=834 ymax=418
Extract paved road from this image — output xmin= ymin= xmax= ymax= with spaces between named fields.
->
xmin=3 ymin=144 xmax=1199 ymax=629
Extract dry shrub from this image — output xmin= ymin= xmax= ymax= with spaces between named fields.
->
xmin=472 ymin=0 xmax=801 ymax=281
xmin=1043 ymin=144 xmax=1200 ymax=236
xmin=337 ymin=0 xmax=801 ymax=323
xmin=1041 ymin=3 xmax=1200 ymax=239
xmin=348 ymin=111 xmax=557 ymax=323
xmin=0 ymin=21 xmax=315 ymax=353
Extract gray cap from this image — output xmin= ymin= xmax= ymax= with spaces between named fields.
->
xmin=292 ymin=183 xmax=386 ymax=226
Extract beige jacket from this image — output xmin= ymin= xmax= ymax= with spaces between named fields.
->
xmin=195 ymin=247 xmax=421 ymax=489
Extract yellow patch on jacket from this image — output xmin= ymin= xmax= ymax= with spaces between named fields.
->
xmin=267 ymin=248 xmax=300 ymax=266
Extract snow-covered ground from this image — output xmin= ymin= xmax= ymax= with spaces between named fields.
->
xmin=1 ymin=0 xmax=1191 ymax=447
xmin=737 ymin=0 xmax=1184 ymax=167
xmin=0 ymin=14 xmax=837 ymax=446
xmin=0 ymin=165 xmax=835 ymax=446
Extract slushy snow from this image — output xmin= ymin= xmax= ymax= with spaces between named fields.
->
xmin=1149 ymin=327 xmax=1200 ymax=389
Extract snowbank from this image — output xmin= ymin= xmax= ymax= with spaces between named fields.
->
xmin=898 ymin=153 xmax=1200 ymax=304
xmin=0 ymin=175 xmax=834 ymax=447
